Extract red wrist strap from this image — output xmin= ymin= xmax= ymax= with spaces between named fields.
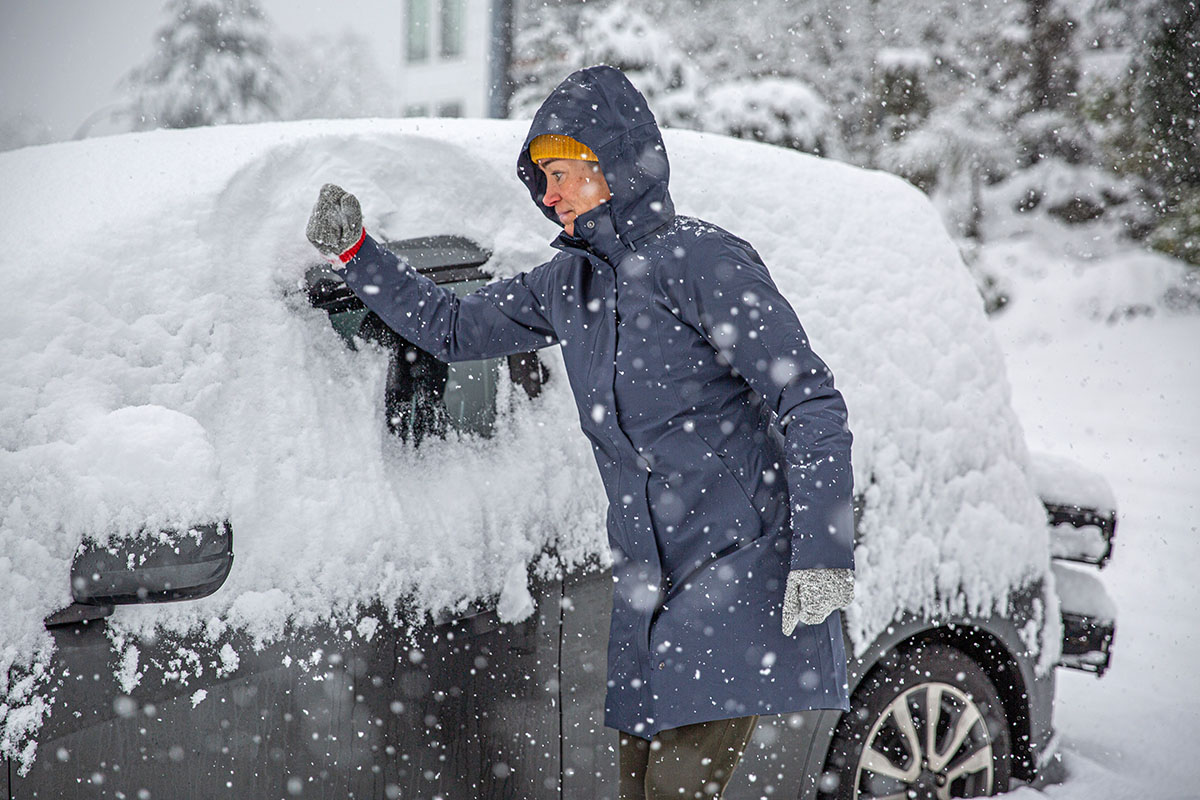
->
xmin=339 ymin=228 xmax=367 ymax=264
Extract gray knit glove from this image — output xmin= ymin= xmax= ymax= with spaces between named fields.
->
xmin=782 ymin=568 xmax=854 ymax=635
xmin=306 ymin=183 xmax=363 ymax=261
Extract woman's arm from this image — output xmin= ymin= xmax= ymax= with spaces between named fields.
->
xmin=306 ymin=183 xmax=558 ymax=362
xmin=342 ymin=234 xmax=558 ymax=363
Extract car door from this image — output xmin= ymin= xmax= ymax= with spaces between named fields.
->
xmin=18 ymin=581 xmax=562 ymax=799
xmin=560 ymin=563 xmax=619 ymax=799
xmin=557 ymin=560 xmax=833 ymax=800
xmin=12 ymin=237 xmax=565 ymax=799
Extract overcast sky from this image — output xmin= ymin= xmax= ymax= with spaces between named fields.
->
xmin=0 ymin=0 xmax=403 ymax=141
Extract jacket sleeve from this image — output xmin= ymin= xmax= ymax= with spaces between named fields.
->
xmin=341 ymin=233 xmax=558 ymax=362
xmin=669 ymin=234 xmax=855 ymax=572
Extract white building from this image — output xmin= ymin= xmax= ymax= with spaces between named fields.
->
xmin=398 ymin=0 xmax=513 ymax=118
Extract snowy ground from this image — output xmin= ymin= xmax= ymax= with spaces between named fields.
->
xmin=987 ymin=240 xmax=1200 ymax=798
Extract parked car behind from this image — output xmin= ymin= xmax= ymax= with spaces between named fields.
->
xmin=0 ymin=120 xmax=1116 ymax=799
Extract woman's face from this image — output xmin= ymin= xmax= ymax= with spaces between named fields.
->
xmin=537 ymin=158 xmax=612 ymax=236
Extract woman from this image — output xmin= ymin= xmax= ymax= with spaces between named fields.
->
xmin=306 ymin=65 xmax=856 ymax=799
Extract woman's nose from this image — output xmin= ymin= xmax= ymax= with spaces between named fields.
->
xmin=543 ymin=186 xmax=560 ymax=207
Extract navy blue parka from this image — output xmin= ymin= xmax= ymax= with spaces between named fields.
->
xmin=340 ymin=66 xmax=855 ymax=738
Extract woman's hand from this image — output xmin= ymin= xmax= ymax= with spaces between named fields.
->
xmin=306 ymin=183 xmax=364 ymax=263
xmin=782 ymin=568 xmax=855 ymax=635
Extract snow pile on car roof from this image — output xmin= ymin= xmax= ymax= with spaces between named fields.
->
xmin=0 ymin=119 xmax=1051 ymax=764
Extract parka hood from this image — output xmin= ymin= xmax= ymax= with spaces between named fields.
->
xmin=517 ymin=65 xmax=675 ymax=248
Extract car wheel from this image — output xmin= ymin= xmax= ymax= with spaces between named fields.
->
xmin=817 ymin=642 xmax=1012 ymax=799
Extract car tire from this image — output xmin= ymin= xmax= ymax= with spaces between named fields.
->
xmin=817 ymin=642 xmax=1012 ymax=800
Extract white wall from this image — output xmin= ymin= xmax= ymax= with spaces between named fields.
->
xmin=398 ymin=0 xmax=496 ymax=118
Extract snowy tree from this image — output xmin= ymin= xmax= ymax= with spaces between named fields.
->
xmin=877 ymin=98 xmax=1011 ymax=239
xmin=509 ymin=0 xmax=698 ymax=125
xmin=970 ymin=0 xmax=1154 ymax=231
xmin=118 ymin=0 xmax=282 ymax=130
xmin=869 ymin=48 xmax=934 ymax=146
xmin=1020 ymin=0 xmax=1083 ymax=116
xmin=278 ymin=32 xmax=396 ymax=121
xmin=506 ymin=0 xmax=1190 ymax=255
xmin=1135 ymin=0 xmax=1200 ymax=197
xmin=1063 ymin=0 xmax=1146 ymax=49
xmin=509 ymin=5 xmax=578 ymax=118
xmin=1135 ymin=0 xmax=1200 ymax=265
xmin=575 ymin=2 xmax=700 ymax=125
xmin=996 ymin=0 xmax=1093 ymax=172
xmin=696 ymin=77 xmax=843 ymax=158
xmin=1148 ymin=192 xmax=1200 ymax=265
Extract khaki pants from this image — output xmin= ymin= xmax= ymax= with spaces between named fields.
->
xmin=618 ymin=716 xmax=759 ymax=800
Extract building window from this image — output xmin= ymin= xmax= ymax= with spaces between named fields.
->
xmin=404 ymin=104 xmax=429 ymax=117
xmin=406 ymin=0 xmax=430 ymax=62
xmin=436 ymin=101 xmax=463 ymax=118
xmin=440 ymin=0 xmax=466 ymax=59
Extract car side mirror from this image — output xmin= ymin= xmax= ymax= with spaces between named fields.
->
xmin=45 ymin=522 xmax=234 ymax=627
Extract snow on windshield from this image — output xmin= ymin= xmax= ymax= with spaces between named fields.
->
xmin=0 ymin=118 xmax=1050 ymax=766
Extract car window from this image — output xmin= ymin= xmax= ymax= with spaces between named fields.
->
xmin=428 ymin=278 xmax=499 ymax=437
xmin=306 ymin=237 xmax=545 ymax=444
xmin=326 ymin=276 xmax=501 ymax=442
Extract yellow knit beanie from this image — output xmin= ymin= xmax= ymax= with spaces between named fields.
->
xmin=528 ymin=134 xmax=598 ymax=163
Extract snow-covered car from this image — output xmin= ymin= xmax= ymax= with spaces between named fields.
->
xmin=0 ymin=120 xmax=1117 ymax=799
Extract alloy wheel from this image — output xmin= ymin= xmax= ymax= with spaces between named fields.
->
xmin=853 ymin=680 xmax=996 ymax=799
